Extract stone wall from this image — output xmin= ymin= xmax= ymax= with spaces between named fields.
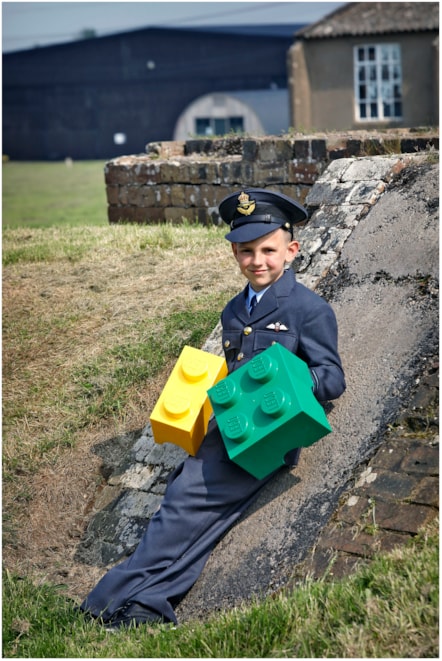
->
xmin=105 ymin=130 xmax=438 ymax=225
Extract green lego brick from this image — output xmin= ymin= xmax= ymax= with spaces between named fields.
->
xmin=208 ymin=343 xmax=332 ymax=479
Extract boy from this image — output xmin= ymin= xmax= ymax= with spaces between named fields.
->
xmin=79 ymin=188 xmax=346 ymax=629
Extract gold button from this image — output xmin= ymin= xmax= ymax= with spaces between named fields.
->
xmin=237 ymin=352 xmax=244 ymax=361
xmin=243 ymin=326 xmax=252 ymax=336
xmin=271 ymin=341 xmax=277 ymax=345
xmin=224 ymin=340 xmax=231 ymax=348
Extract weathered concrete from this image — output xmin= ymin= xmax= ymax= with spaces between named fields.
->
xmin=176 ymin=153 xmax=439 ymax=622
xmin=76 ymin=151 xmax=439 ymax=623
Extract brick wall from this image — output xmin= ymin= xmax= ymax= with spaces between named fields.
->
xmin=105 ymin=130 xmax=438 ymax=225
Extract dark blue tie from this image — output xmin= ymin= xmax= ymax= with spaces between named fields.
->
xmin=249 ymin=295 xmax=257 ymax=315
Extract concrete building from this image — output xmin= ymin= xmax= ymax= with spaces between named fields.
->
xmin=288 ymin=2 xmax=439 ymax=131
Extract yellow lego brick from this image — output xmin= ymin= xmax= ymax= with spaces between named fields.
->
xmin=150 ymin=345 xmax=228 ymax=456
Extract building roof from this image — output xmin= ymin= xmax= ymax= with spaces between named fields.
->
xmin=4 ymin=23 xmax=304 ymax=56
xmin=188 ymin=24 xmax=305 ymax=38
xmin=296 ymin=2 xmax=439 ymax=39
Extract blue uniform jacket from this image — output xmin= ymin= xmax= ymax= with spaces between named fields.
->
xmin=221 ymin=268 xmax=346 ymax=403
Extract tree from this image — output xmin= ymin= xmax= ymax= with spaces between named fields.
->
xmin=78 ymin=29 xmax=97 ymax=40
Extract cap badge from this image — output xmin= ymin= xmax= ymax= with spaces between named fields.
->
xmin=237 ymin=192 xmax=256 ymax=216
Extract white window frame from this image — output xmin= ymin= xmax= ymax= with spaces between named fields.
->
xmin=354 ymin=44 xmax=402 ymax=122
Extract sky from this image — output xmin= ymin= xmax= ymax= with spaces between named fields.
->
xmin=2 ymin=1 xmax=346 ymax=52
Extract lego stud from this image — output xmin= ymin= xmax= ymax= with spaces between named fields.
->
xmin=181 ymin=355 xmax=208 ymax=382
xmin=210 ymin=379 xmax=238 ymax=408
xmin=248 ymin=353 xmax=277 ymax=383
xmin=163 ymin=394 xmax=191 ymax=419
xmin=223 ymin=413 xmax=251 ymax=443
xmin=260 ymin=388 xmax=289 ymax=418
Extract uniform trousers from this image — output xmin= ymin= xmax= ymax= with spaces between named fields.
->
xmin=80 ymin=418 xmax=279 ymax=625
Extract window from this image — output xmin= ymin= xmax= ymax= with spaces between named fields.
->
xmin=195 ymin=116 xmax=244 ymax=136
xmin=354 ymin=44 xmax=402 ymax=121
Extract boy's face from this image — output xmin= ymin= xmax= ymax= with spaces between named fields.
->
xmin=231 ymin=228 xmax=300 ymax=291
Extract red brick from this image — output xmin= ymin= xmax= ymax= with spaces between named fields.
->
xmin=108 ymin=206 xmax=134 ymax=224
xmin=160 ymin=161 xmax=189 ymax=183
xmin=374 ymin=500 xmax=437 ymax=534
xmin=355 ymin=470 xmax=418 ymax=501
xmin=410 ymin=477 xmax=439 ymax=507
xmin=400 ymin=444 xmax=439 ymax=476
xmin=164 ymin=207 xmax=189 ymax=223
xmin=131 ymin=161 xmax=161 ymax=184
xmin=104 ymin=165 xmax=133 ymax=185
xmin=106 ymin=185 xmax=119 ymax=205
xmin=127 ymin=186 xmax=143 ymax=206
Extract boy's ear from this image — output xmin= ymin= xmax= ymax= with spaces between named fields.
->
xmin=231 ymin=242 xmax=239 ymax=259
xmin=287 ymin=240 xmax=300 ymax=260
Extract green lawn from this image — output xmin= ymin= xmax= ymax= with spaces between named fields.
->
xmin=2 ymin=161 xmax=108 ymax=228
xmin=3 ymin=522 xmax=438 ymax=657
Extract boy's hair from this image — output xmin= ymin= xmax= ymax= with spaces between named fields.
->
xmin=285 ymin=225 xmax=295 ymax=240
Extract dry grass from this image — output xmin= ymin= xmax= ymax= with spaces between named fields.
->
xmin=3 ymin=223 xmax=244 ymax=597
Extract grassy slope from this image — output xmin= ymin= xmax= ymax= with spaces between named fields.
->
xmin=3 ymin=520 xmax=438 ymax=658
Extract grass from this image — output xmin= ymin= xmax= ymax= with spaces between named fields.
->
xmin=3 ymin=222 xmax=237 ymax=480
xmin=2 ymin=161 xmax=439 ymax=657
xmin=2 ymin=519 xmax=438 ymax=657
xmin=2 ymin=160 xmax=108 ymax=228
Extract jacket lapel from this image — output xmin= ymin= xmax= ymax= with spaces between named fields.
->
xmin=231 ymin=287 xmax=251 ymax=324
xmin=231 ymin=270 xmax=297 ymax=324
xmin=250 ymin=269 xmax=296 ymax=321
